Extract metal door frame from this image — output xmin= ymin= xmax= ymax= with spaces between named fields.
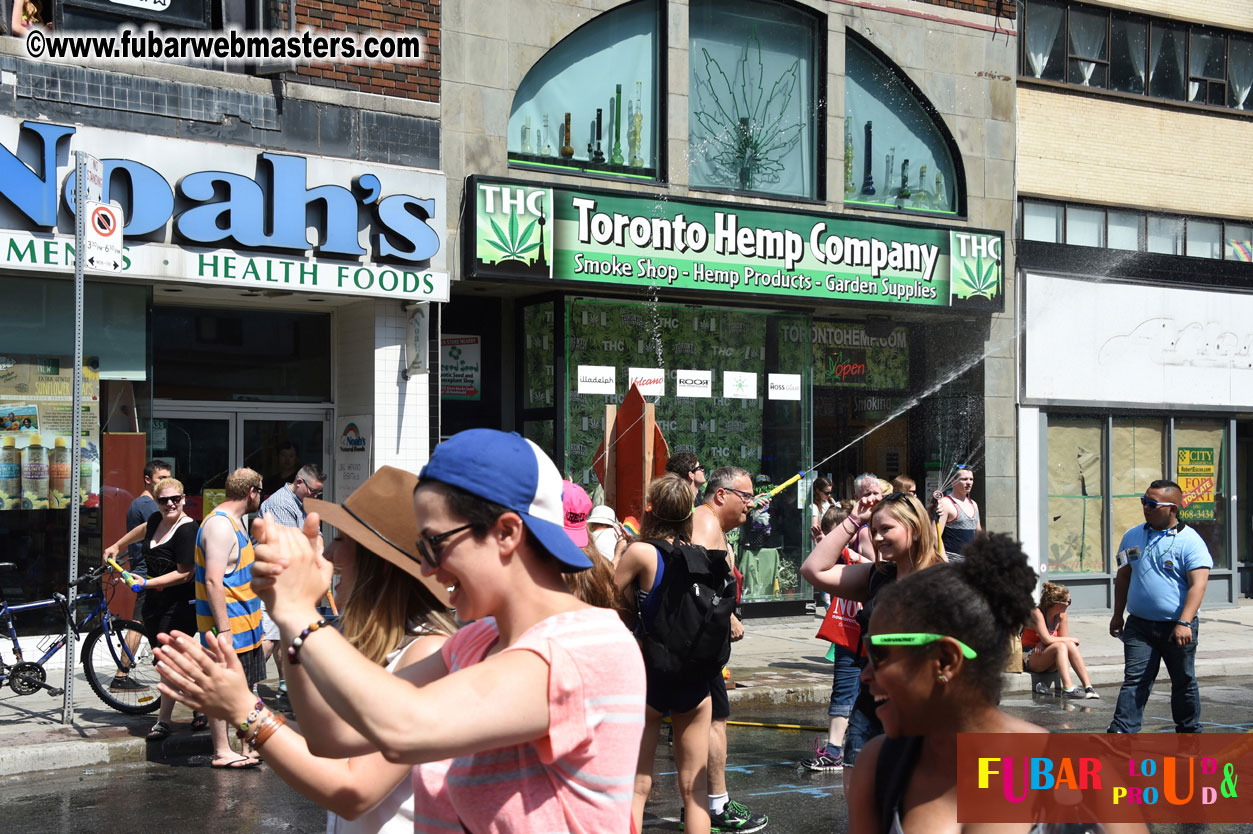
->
xmin=153 ymin=401 xmax=333 ymax=475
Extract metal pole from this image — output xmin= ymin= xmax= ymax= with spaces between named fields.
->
xmin=63 ymin=152 xmax=87 ymax=724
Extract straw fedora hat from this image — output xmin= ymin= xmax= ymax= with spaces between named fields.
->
xmin=304 ymin=465 xmax=449 ymax=607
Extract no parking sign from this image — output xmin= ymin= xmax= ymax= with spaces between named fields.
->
xmin=83 ymin=201 xmax=123 ymax=272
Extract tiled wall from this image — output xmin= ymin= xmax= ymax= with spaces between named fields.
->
xmin=332 ymin=299 xmax=432 ymax=492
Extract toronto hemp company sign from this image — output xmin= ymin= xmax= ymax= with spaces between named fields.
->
xmin=467 ymin=177 xmax=1002 ymax=310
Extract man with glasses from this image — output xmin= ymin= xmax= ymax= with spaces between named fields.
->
xmin=1108 ymin=479 xmax=1212 ymax=734
xmin=256 ymin=462 xmax=325 ymax=696
xmin=666 ymin=450 xmax=707 ymax=500
xmin=194 ymin=467 xmax=266 ymax=768
xmin=690 ymin=465 xmax=768 ymax=833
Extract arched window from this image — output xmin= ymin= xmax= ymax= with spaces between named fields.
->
xmin=689 ymin=0 xmax=823 ymax=199
xmin=508 ymin=1 xmax=662 ymax=180
xmin=844 ymin=33 xmax=965 ymax=215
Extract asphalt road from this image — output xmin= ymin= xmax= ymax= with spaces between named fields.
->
xmin=2 ymin=676 xmax=1252 ymax=834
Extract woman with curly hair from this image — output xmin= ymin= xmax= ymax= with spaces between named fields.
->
xmin=847 ymin=534 xmax=1145 ymax=834
xmin=1024 ymin=581 xmax=1099 ymax=699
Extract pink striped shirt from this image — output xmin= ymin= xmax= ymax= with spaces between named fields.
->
xmin=413 ymin=607 xmax=645 ymax=834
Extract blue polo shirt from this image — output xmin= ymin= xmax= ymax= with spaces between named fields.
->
xmin=1118 ymin=522 xmax=1212 ymax=622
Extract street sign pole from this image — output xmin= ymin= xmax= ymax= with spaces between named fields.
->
xmin=63 ymin=151 xmax=99 ymax=724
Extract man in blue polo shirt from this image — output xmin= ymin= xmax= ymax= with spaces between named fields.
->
xmin=1108 ymin=479 xmax=1211 ymax=733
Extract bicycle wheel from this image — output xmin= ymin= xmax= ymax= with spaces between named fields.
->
xmin=82 ymin=619 xmax=161 ymax=714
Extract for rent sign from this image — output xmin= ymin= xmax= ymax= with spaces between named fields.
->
xmin=468 ymin=177 xmax=1003 ymax=310
xmin=1177 ymin=447 xmax=1216 ymax=522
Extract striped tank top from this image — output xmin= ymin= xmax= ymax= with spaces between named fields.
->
xmin=941 ymin=495 xmax=979 ymax=563
xmin=194 ymin=510 xmax=263 ymax=653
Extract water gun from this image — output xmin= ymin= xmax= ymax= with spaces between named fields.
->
xmin=767 ymin=471 xmax=806 ymax=499
xmin=106 ymin=557 xmax=146 ymax=592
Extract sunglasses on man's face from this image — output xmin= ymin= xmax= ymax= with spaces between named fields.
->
xmin=862 ymin=632 xmax=979 ymax=670
xmin=1140 ymin=496 xmax=1178 ymax=510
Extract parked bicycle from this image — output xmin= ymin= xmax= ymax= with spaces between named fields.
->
xmin=0 ymin=561 xmax=160 ymax=714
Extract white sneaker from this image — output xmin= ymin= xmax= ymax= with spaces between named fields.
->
xmin=1082 ymin=686 xmax=1101 ymax=700
xmin=1033 ymin=682 xmax=1053 ymax=695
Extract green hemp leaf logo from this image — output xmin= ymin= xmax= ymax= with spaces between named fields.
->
xmin=449 ymin=347 xmax=462 ymax=360
xmin=957 ymin=250 xmax=1000 ymax=299
xmin=484 ymin=206 xmax=540 ymax=262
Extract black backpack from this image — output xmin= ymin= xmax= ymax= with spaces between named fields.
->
xmin=636 ymin=538 xmax=736 ymax=679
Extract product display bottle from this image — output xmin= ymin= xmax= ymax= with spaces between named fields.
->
xmin=899 ymin=159 xmax=911 ymax=200
xmin=843 ymin=121 xmax=856 ymax=197
xmin=0 ymin=436 xmax=19 ymax=510
xmin=542 ymin=114 xmax=553 ymax=156
xmin=861 ymin=121 xmax=875 ymax=195
xmin=48 ymin=437 xmax=70 ymax=509
xmin=588 ymin=108 xmax=605 ymax=163
xmin=560 ymin=113 xmax=574 ymax=160
xmin=935 ymin=171 xmax=945 ymax=209
xmin=610 ymin=85 xmax=624 ymax=166
xmin=21 ymin=434 xmax=48 ymax=510
xmin=79 ymin=439 xmax=93 ymax=506
xmin=520 ymin=115 xmax=534 ymax=155
xmin=629 ymin=82 xmax=645 ymax=168
xmin=883 ymin=147 xmax=895 ymax=200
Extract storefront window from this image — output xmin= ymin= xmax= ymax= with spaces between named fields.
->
xmin=508 ymin=0 xmax=661 ymax=180
xmin=1047 ymin=416 xmax=1106 ymax=574
xmin=520 ymin=301 xmax=558 ymax=462
xmin=1111 ymin=417 xmax=1165 ymax=541
xmin=689 ymin=0 xmax=821 ymax=199
xmin=844 ymin=34 xmax=960 ymax=214
xmin=564 ymin=298 xmax=810 ymax=602
xmin=1174 ymin=419 xmax=1228 ymax=569
xmin=153 ymin=307 xmax=330 ymax=402
xmin=0 ymin=276 xmax=150 ymax=615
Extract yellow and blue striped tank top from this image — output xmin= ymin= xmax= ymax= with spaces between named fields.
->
xmin=194 ymin=510 xmax=263 ymax=653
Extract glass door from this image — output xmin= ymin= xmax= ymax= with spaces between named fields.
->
xmin=241 ymin=413 xmax=328 ymax=502
xmin=150 ymin=412 xmax=234 ymax=522
xmin=152 ymin=406 xmax=330 ymax=520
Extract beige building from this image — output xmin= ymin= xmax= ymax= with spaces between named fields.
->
xmin=1015 ymin=0 xmax=1252 ymax=611
xmin=439 ymin=0 xmax=1020 ymax=614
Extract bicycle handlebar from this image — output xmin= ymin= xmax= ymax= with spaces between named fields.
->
xmin=66 ymin=563 xmax=109 ymax=588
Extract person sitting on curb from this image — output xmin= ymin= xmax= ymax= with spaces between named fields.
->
xmin=1023 ymin=581 xmax=1099 ymax=699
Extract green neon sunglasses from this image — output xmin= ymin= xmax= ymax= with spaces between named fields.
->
xmin=862 ymin=632 xmax=979 ymax=668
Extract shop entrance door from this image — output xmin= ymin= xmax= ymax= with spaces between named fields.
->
xmin=151 ymin=405 xmax=330 ymax=521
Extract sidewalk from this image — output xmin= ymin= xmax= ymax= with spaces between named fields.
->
xmin=4 ymin=601 xmax=1253 ymax=776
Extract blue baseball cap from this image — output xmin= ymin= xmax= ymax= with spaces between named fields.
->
xmin=419 ymin=429 xmax=593 ymax=571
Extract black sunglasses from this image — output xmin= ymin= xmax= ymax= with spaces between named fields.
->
xmin=157 ymin=494 xmax=184 ymax=505
xmin=881 ymin=492 xmax=913 ymax=503
xmin=414 ymin=523 xmax=475 ymax=570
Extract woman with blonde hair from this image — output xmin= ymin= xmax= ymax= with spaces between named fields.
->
xmin=800 ymin=491 xmax=944 ymax=789
xmin=103 ymin=476 xmax=201 ymax=738
xmin=1024 ymin=581 xmax=1099 ymax=699
xmin=615 ymin=473 xmax=719 ymax=834
xmin=157 ymin=466 xmax=456 ymax=832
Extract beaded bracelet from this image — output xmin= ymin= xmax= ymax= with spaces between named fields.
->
xmin=234 ymin=698 xmax=266 ymax=740
xmin=243 ymin=709 xmax=272 ymax=746
xmin=287 ymin=618 xmax=328 ymax=665
xmin=250 ymin=712 xmax=287 ymax=748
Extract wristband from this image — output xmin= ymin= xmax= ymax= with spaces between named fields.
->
xmin=235 ymin=698 xmax=266 ymax=739
xmin=1176 ymin=619 xmax=1192 ymax=628
xmin=287 ymin=618 xmax=328 ymax=665
xmin=250 ymin=711 xmax=287 ymax=748
xmin=842 ymin=517 xmax=859 ymax=534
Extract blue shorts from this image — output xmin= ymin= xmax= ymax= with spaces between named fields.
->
xmin=843 ymin=707 xmax=882 ymax=767
xmin=828 ymin=645 xmax=861 ymax=718
xmin=645 ymin=668 xmax=711 ymax=715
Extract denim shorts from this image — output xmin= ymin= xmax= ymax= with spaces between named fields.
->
xmin=828 ymin=645 xmax=861 ymax=718
xmin=842 ymin=706 xmax=883 ymax=767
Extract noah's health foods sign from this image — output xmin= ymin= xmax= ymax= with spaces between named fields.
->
xmin=0 ymin=119 xmax=449 ymax=302
xmin=468 ymin=177 xmax=1002 ymax=310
